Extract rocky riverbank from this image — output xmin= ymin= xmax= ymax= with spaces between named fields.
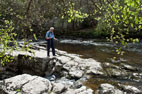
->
xmin=0 ymin=41 xmax=142 ymax=94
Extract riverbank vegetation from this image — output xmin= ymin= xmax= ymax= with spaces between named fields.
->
xmin=0 ymin=0 xmax=115 ymax=39
xmin=1 ymin=0 xmax=142 ymax=39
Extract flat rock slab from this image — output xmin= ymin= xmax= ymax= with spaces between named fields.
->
xmin=0 ymin=74 xmax=52 ymax=94
xmin=96 ymin=83 xmax=123 ymax=94
xmin=6 ymin=47 xmax=103 ymax=79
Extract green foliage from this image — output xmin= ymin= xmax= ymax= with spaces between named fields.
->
xmin=33 ymin=34 xmax=37 ymax=40
xmin=0 ymin=0 xmax=46 ymax=39
xmin=94 ymin=17 xmax=110 ymax=37
xmin=95 ymin=0 xmax=142 ymax=55
xmin=0 ymin=6 xmax=35 ymax=65
xmin=0 ymin=19 xmax=17 ymax=65
xmin=61 ymin=2 xmax=88 ymax=23
xmin=16 ymin=88 xmax=21 ymax=94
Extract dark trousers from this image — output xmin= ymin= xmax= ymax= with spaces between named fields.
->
xmin=47 ymin=39 xmax=55 ymax=56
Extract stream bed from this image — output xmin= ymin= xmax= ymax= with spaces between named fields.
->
xmin=1 ymin=39 xmax=142 ymax=94
xmin=54 ymin=39 xmax=142 ymax=93
xmin=56 ymin=39 xmax=142 ymax=68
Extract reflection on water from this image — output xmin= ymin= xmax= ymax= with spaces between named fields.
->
xmin=54 ymin=39 xmax=142 ymax=93
xmin=55 ymin=39 xmax=142 ymax=67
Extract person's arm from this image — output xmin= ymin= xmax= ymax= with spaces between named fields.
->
xmin=53 ymin=33 xmax=58 ymax=40
xmin=46 ymin=32 xmax=50 ymax=40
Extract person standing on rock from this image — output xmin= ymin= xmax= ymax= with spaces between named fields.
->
xmin=46 ymin=27 xmax=57 ymax=57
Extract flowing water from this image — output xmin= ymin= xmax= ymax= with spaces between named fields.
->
xmin=54 ymin=39 xmax=142 ymax=92
xmin=55 ymin=39 xmax=142 ymax=67
xmin=1 ymin=39 xmax=142 ymax=93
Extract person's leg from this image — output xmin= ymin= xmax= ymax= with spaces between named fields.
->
xmin=51 ymin=39 xmax=55 ymax=56
xmin=47 ymin=40 xmax=51 ymax=57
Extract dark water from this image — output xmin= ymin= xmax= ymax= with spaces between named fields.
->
xmin=1 ymin=39 xmax=142 ymax=94
xmin=54 ymin=39 xmax=142 ymax=93
xmin=55 ymin=39 xmax=142 ymax=67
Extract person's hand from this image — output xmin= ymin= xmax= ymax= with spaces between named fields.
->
xmin=54 ymin=38 xmax=58 ymax=41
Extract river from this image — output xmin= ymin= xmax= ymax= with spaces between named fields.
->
xmin=1 ymin=39 xmax=142 ymax=93
xmin=55 ymin=39 xmax=142 ymax=67
xmin=53 ymin=39 xmax=142 ymax=92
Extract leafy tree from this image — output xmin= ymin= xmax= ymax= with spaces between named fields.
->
xmin=0 ymin=20 xmax=17 ymax=65
xmin=94 ymin=0 xmax=142 ymax=55
xmin=61 ymin=2 xmax=88 ymax=23
xmin=0 ymin=4 xmax=36 ymax=65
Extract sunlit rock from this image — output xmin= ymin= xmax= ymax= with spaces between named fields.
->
xmin=63 ymin=86 xmax=93 ymax=94
xmin=0 ymin=74 xmax=52 ymax=94
xmin=51 ymin=82 xmax=66 ymax=93
xmin=119 ymin=84 xmax=142 ymax=94
xmin=96 ymin=83 xmax=123 ymax=94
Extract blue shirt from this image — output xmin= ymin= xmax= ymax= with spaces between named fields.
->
xmin=46 ymin=31 xmax=55 ymax=39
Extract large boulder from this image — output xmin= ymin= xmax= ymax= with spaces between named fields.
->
xmin=51 ymin=82 xmax=66 ymax=93
xmin=0 ymin=74 xmax=52 ymax=94
xmin=4 ymin=54 xmax=49 ymax=76
xmin=120 ymin=63 xmax=138 ymax=71
xmin=119 ymin=84 xmax=142 ymax=94
xmin=56 ymin=52 xmax=103 ymax=78
xmin=96 ymin=83 xmax=123 ymax=94
xmin=0 ymin=74 xmax=94 ymax=94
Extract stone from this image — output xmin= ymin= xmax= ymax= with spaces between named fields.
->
xmin=104 ymin=62 xmax=120 ymax=69
xmin=97 ymin=83 xmax=123 ymax=94
xmin=56 ymin=56 xmax=71 ymax=64
xmin=119 ymin=84 xmax=141 ymax=94
xmin=63 ymin=63 xmax=71 ymax=70
xmin=52 ymin=83 xmax=66 ymax=93
xmin=0 ymin=74 xmax=52 ymax=94
xmin=67 ymin=61 xmax=78 ymax=66
xmin=132 ymin=73 xmax=142 ymax=82
xmin=69 ymin=69 xmax=84 ymax=78
xmin=106 ymin=68 xmax=128 ymax=77
xmin=74 ymin=80 xmax=83 ymax=88
xmin=121 ymin=63 xmax=137 ymax=71
xmin=63 ymin=86 xmax=93 ymax=94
